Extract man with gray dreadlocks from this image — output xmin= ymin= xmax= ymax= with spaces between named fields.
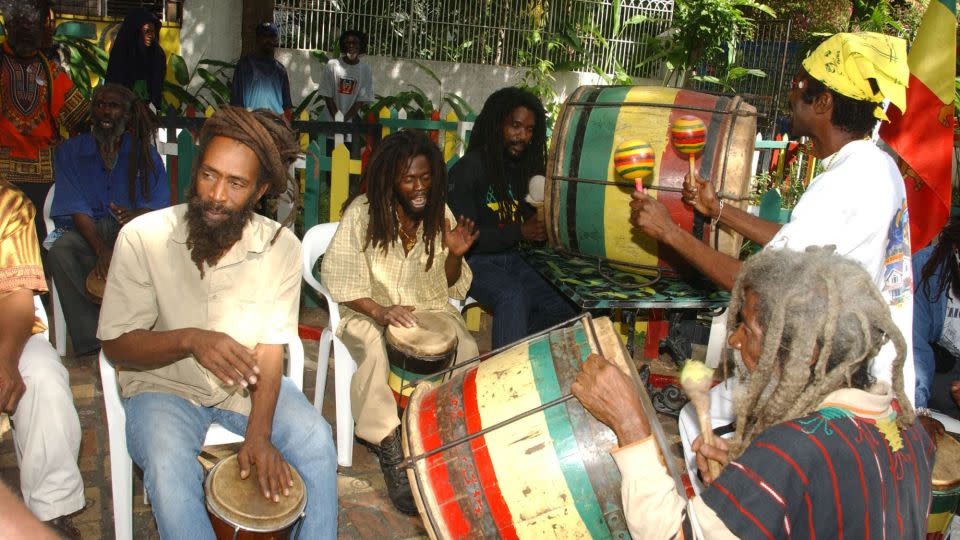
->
xmin=47 ymin=83 xmax=169 ymax=356
xmin=573 ymin=247 xmax=932 ymax=539
xmin=97 ymin=107 xmax=337 ymax=539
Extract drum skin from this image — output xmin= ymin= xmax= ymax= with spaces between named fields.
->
xmin=386 ymin=312 xmax=458 ymax=408
xmin=204 ymin=454 xmax=306 ymax=540
xmin=402 ymin=317 xmax=646 ymax=539
xmin=546 ymin=85 xmax=756 ymax=271
xmin=929 ymin=435 xmax=960 ymax=537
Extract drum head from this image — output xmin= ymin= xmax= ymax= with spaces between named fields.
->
xmin=933 ymin=435 xmax=960 ymax=490
xmin=204 ymin=454 xmax=306 ymax=532
xmin=85 ymin=271 xmax=105 ymax=304
xmin=386 ymin=312 xmax=458 ymax=357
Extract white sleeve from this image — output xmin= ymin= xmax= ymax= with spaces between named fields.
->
xmin=358 ymin=64 xmax=374 ymax=103
xmin=318 ymin=61 xmax=336 ymax=98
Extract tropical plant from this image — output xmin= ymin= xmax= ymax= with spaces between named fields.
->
xmin=690 ymin=45 xmax=767 ymax=93
xmin=163 ymin=53 xmax=234 ymax=114
xmin=363 ymin=60 xmax=476 ymax=120
xmin=53 ymin=33 xmax=108 ymax=98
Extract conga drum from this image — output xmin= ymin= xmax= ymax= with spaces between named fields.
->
xmin=204 ymin=454 xmax=306 ymax=540
xmin=929 ymin=435 xmax=960 ymax=538
xmin=386 ymin=312 xmax=458 ymax=408
xmin=85 ymin=270 xmax=106 ymax=304
xmin=402 ymin=315 xmax=681 ymax=538
xmin=546 ymin=86 xmax=757 ymax=273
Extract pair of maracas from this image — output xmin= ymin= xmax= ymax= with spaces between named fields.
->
xmin=614 ymin=115 xmax=707 ymax=191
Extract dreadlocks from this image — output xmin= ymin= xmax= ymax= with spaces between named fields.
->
xmin=919 ymin=217 xmax=960 ymax=300
xmin=190 ymin=106 xmax=301 ymax=234
xmin=727 ymin=246 xmax=913 ymax=457
xmin=93 ymin=84 xmax=160 ymax=208
xmin=467 ymin=87 xmax=546 ymax=222
xmin=346 ymin=129 xmax=447 ymax=270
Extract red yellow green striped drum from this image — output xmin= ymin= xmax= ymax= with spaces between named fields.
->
xmin=929 ymin=435 xmax=960 ymax=538
xmin=613 ymin=139 xmax=655 ymax=182
xmin=401 ymin=316 xmax=679 ymax=539
xmin=546 ymin=86 xmax=756 ymax=271
xmin=386 ymin=312 xmax=458 ymax=408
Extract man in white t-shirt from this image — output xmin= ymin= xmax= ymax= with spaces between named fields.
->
xmin=629 ymin=32 xmax=915 ymax=489
xmin=319 ymin=30 xmax=374 ymax=124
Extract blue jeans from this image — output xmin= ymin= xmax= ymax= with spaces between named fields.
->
xmin=124 ymin=378 xmax=337 ymax=539
xmin=467 ymin=251 xmax=578 ymax=349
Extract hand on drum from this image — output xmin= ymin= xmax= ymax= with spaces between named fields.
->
xmin=691 ymin=435 xmax=730 ymax=485
xmin=237 ymin=436 xmax=294 ymax=503
xmin=187 ymin=329 xmax=260 ymax=387
xmin=93 ymin=248 xmax=112 ymax=280
xmin=919 ymin=415 xmax=946 ymax=441
xmin=376 ymin=305 xmax=418 ymax=328
xmin=680 ymin=172 xmax=720 ymax=219
xmin=571 ymin=354 xmax=649 ymax=446
xmin=443 ymin=216 xmax=479 ymax=257
xmin=520 ymin=213 xmax=547 ymax=242
xmin=629 ymin=192 xmax=679 ymax=242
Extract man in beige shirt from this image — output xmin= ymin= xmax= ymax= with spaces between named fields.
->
xmin=322 ymin=129 xmax=479 ymax=514
xmin=98 ymin=108 xmax=337 ymax=539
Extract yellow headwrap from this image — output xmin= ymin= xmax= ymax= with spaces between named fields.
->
xmin=801 ymin=32 xmax=909 ymax=121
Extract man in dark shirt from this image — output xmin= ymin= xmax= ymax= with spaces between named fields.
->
xmin=230 ymin=22 xmax=293 ymax=122
xmin=447 ymin=87 xmax=576 ymax=349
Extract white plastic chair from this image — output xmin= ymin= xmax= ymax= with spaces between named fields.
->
xmin=100 ymin=340 xmax=305 ymax=540
xmin=42 ymin=185 xmax=67 ymax=357
xmin=302 ymin=222 xmax=357 ymax=467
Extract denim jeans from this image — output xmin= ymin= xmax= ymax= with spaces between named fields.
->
xmin=124 ymin=378 xmax=337 ymax=539
xmin=467 ymin=250 xmax=578 ymax=349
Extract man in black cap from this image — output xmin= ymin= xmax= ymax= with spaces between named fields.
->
xmin=231 ymin=21 xmax=293 ymax=122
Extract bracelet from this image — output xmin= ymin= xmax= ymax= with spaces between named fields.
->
xmin=915 ymin=407 xmax=933 ymax=418
xmin=714 ymin=199 xmax=725 ymax=224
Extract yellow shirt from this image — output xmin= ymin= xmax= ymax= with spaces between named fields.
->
xmin=97 ymin=204 xmax=302 ymax=415
xmin=0 ymin=181 xmax=47 ymax=334
xmin=320 ymin=194 xmax=471 ymax=335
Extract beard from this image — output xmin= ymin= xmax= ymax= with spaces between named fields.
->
xmin=93 ymin=119 xmax=127 ymax=149
xmin=395 ymin=193 xmax=427 ymax=220
xmin=185 ymin=195 xmax=256 ymax=276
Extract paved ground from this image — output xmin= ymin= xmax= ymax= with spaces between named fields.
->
xmin=0 ymin=307 xmax=683 ymax=539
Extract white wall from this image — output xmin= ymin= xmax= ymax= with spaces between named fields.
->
xmin=178 ymin=3 xmax=657 ymax=114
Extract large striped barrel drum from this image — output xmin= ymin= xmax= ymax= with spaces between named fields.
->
xmin=546 ymin=86 xmax=757 ymax=271
xmin=402 ymin=316 xmax=679 ymax=539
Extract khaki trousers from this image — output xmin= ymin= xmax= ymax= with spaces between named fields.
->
xmin=340 ymin=311 xmax=478 ymax=445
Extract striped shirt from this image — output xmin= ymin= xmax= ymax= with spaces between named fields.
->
xmin=0 ymin=181 xmax=47 ymax=334
xmin=320 ymin=194 xmax=471 ymax=335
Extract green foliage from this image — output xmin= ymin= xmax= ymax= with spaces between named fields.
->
xmin=163 ymin=53 xmax=234 ymax=114
xmin=53 ymin=35 xmax=108 ymax=99
xmin=690 ymin=44 xmax=767 ymax=93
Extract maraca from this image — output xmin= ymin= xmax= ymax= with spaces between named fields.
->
xmin=614 ymin=139 xmax=655 ymax=192
xmin=680 ymin=360 xmax=723 ymax=480
xmin=670 ymin=115 xmax=706 ymax=187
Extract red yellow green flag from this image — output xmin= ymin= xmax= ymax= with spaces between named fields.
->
xmin=879 ymin=0 xmax=957 ymax=252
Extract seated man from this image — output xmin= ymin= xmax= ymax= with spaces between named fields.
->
xmin=573 ymin=247 xmax=930 ymax=538
xmin=447 ymin=87 xmax=577 ymax=349
xmin=98 ymin=107 xmax=336 ymax=539
xmin=48 ymin=83 xmax=169 ymax=356
xmin=0 ymin=181 xmax=83 ymax=538
xmin=322 ymin=129 xmax=479 ymax=514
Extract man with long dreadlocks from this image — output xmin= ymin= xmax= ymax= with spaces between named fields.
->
xmin=573 ymin=247 xmax=932 ymax=539
xmin=97 ymin=107 xmax=337 ymax=539
xmin=322 ymin=129 xmax=479 ymax=514
xmin=447 ymin=86 xmax=577 ymax=349
xmin=47 ymin=83 xmax=168 ymax=356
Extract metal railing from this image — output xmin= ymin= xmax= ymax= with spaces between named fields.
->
xmin=274 ymin=0 xmax=673 ymax=78
xmin=53 ymin=0 xmax=183 ymax=23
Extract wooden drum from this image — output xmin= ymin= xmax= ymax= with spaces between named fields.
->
xmin=386 ymin=312 xmax=458 ymax=408
xmin=929 ymin=435 xmax=960 ymax=537
xmin=402 ymin=315 xmax=680 ymax=538
xmin=85 ymin=270 xmax=106 ymax=304
xmin=204 ymin=454 xmax=306 ymax=540
xmin=546 ymin=85 xmax=757 ymax=272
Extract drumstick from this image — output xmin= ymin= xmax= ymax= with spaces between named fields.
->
xmin=614 ymin=139 xmax=654 ymax=193
xmin=670 ymin=116 xmax=706 ymax=190
xmin=680 ymin=360 xmax=722 ymax=480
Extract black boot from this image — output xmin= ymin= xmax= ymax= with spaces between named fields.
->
xmin=376 ymin=426 xmax=418 ymax=516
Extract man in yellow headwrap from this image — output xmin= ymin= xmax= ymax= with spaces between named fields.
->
xmin=628 ymin=31 xmax=920 ymax=491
